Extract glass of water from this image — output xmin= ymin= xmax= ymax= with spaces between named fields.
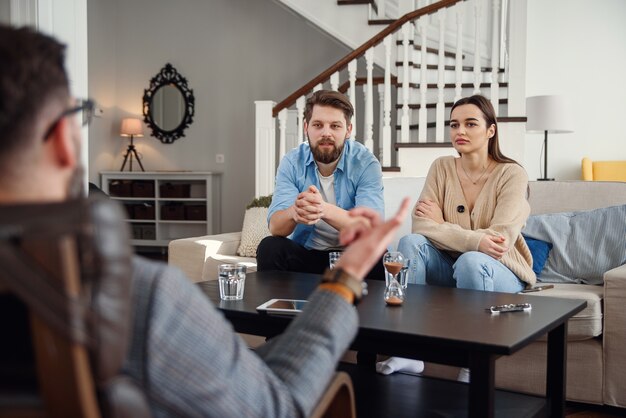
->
xmin=218 ymin=264 xmax=246 ymax=300
xmin=328 ymin=251 xmax=342 ymax=270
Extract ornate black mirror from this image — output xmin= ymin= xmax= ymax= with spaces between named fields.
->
xmin=143 ymin=63 xmax=195 ymax=144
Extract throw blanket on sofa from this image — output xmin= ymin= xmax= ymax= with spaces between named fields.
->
xmin=522 ymin=205 xmax=626 ymax=285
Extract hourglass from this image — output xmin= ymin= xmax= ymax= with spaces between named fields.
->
xmin=383 ymin=251 xmax=405 ymax=306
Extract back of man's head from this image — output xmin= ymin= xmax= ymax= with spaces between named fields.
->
xmin=0 ymin=25 xmax=69 ymax=167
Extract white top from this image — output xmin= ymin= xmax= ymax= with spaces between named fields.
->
xmin=308 ymin=172 xmax=340 ymax=250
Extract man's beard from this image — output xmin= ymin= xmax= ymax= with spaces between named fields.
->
xmin=310 ymin=138 xmax=344 ymax=164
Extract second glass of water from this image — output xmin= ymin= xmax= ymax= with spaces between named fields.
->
xmin=328 ymin=251 xmax=342 ymax=270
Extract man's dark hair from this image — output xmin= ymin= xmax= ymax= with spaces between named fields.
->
xmin=0 ymin=25 xmax=69 ymax=159
xmin=303 ymin=90 xmax=354 ymax=125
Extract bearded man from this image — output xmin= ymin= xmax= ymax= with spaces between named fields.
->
xmin=257 ymin=90 xmax=385 ymax=282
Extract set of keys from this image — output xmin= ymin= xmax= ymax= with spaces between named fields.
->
xmin=487 ymin=303 xmax=532 ymax=314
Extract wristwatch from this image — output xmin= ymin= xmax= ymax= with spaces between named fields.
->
xmin=321 ymin=267 xmax=368 ymax=305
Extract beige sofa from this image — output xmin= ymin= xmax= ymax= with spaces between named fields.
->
xmin=169 ymin=179 xmax=626 ymax=407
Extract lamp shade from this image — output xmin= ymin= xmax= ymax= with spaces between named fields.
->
xmin=120 ymin=118 xmax=144 ymax=137
xmin=526 ymin=95 xmax=574 ymax=134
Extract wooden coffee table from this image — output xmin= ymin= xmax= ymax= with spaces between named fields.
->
xmin=198 ymin=271 xmax=586 ymax=417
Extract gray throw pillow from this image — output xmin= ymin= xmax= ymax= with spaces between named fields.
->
xmin=522 ymin=205 xmax=626 ymax=284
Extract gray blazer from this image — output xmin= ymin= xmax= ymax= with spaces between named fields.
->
xmin=123 ymin=257 xmax=357 ymax=417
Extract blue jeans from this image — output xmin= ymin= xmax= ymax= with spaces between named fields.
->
xmin=398 ymin=234 xmax=525 ymax=293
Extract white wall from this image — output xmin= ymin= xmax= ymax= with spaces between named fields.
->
xmin=524 ymin=0 xmax=626 ymax=180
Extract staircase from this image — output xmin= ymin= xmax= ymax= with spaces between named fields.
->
xmin=256 ymin=0 xmax=525 ymax=197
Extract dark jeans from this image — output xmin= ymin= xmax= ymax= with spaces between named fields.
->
xmin=256 ymin=236 xmax=386 ymax=282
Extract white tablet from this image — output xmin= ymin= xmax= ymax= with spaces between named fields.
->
xmin=256 ymin=299 xmax=308 ymax=315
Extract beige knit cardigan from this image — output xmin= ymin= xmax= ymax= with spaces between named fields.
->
xmin=412 ymin=156 xmax=535 ymax=285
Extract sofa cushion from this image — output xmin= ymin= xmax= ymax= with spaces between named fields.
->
xmin=528 ymin=283 xmax=603 ymax=340
xmin=522 ymin=205 xmax=626 ymax=284
xmin=523 ymin=235 xmax=552 ymax=277
xmin=237 ymin=207 xmax=270 ymax=257
xmin=203 ymin=254 xmax=257 ymax=282
xmin=382 ymin=176 xmax=425 ymax=250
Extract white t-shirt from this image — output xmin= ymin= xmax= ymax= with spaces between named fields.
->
xmin=308 ymin=172 xmax=340 ymax=250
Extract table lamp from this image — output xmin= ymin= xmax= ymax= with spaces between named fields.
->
xmin=120 ymin=118 xmax=145 ymax=171
xmin=526 ymin=95 xmax=574 ymax=181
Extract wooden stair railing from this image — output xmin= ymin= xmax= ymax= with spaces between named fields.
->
xmin=272 ymin=0 xmax=463 ymax=118
xmin=255 ymin=0 xmax=509 ymax=197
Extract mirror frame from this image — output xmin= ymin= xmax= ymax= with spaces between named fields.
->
xmin=142 ymin=63 xmax=195 ymax=144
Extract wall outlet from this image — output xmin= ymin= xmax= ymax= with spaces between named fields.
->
xmin=94 ymin=107 xmax=104 ymax=118
xmin=216 ymin=154 xmax=225 ymax=164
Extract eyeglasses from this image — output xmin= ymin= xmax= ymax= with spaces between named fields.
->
xmin=43 ymin=98 xmax=95 ymax=141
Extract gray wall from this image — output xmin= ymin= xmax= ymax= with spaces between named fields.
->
xmin=0 ymin=0 xmax=10 ymax=24
xmin=88 ymin=0 xmax=351 ymax=233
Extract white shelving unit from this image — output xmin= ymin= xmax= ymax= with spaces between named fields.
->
xmin=101 ymin=171 xmax=221 ymax=247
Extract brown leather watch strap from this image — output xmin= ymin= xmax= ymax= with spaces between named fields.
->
xmin=321 ymin=268 xmax=367 ymax=305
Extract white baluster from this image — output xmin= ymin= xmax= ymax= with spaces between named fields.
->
xmin=418 ymin=18 xmax=428 ymax=142
xmin=382 ymin=35 xmax=392 ymax=166
xmin=377 ymin=83 xmax=385 ymax=162
xmin=362 ymin=85 xmax=368 ymax=144
xmin=286 ymin=109 xmax=299 ymax=151
xmin=454 ymin=3 xmax=464 ymax=103
xmin=348 ymin=60 xmax=358 ymax=139
xmin=364 ymin=48 xmax=374 ymax=152
xmin=296 ymin=96 xmax=306 ymax=143
xmin=490 ymin=0 xmax=500 ymax=115
xmin=314 ymin=83 xmax=323 ymax=92
xmin=436 ymin=8 xmax=446 ymax=142
xmin=500 ymin=0 xmax=509 ymax=82
xmin=473 ymin=0 xmax=482 ymax=95
xmin=378 ymin=0 xmax=386 ymax=19
xmin=254 ymin=100 xmax=276 ymax=198
xmin=278 ymin=108 xmax=287 ymax=160
xmin=400 ymin=21 xmax=411 ymax=143
xmin=330 ymin=71 xmax=340 ymax=92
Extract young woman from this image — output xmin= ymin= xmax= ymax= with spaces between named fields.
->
xmin=399 ymin=94 xmax=534 ymax=292
xmin=376 ymin=95 xmax=534 ymax=379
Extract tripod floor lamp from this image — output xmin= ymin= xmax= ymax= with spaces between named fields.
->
xmin=120 ymin=118 xmax=145 ymax=171
xmin=526 ymin=95 xmax=574 ymax=181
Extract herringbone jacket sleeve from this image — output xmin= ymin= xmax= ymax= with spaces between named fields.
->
xmin=125 ymin=257 xmax=357 ymax=418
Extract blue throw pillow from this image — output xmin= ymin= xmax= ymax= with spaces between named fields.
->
xmin=523 ymin=235 xmax=553 ymax=277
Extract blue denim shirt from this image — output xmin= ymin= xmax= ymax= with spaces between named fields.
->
xmin=268 ymin=140 xmax=384 ymax=249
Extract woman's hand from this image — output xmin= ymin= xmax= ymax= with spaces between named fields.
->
xmin=478 ymin=234 xmax=508 ymax=260
xmin=414 ymin=199 xmax=444 ymax=224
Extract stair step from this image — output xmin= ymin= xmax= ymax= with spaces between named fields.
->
xmin=395 ymin=121 xmax=449 ymax=130
xmin=396 ymin=98 xmax=508 ymax=110
xmin=337 ymin=78 xmax=507 ymax=96
xmin=395 ymin=61 xmax=505 ymax=73
xmin=395 ymin=142 xmax=454 ymax=149
xmin=337 ymin=0 xmax=377 ymax=14
xmin=394 ymin=116 xmax=526 ymax=132
xmin=381 ymin=166 xmax=401 ymax=172
xmin=369 ymin=19 xmax=396 ymax=25
xmin=398 ymin=81 xmax=509 ymax=89
xmin=395 ymin=40 xmax=459 ymax=60
xmin=337 ymin=76 xmax=399 ymax=94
